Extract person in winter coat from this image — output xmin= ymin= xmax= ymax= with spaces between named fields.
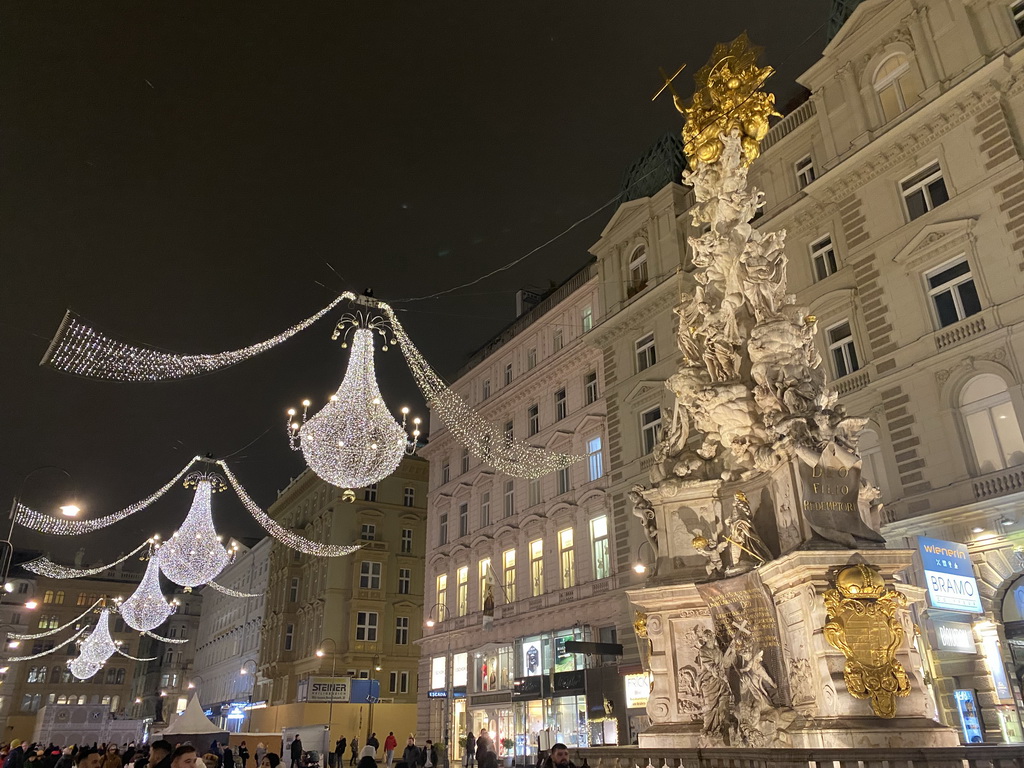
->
xmin=415 ymin=742 xmax=436 ymax=768
xmin=347 ymin=741 xmax=358 ymax=768
xmin=237 ymin=744 xmax=248 ymax=768
xmin=6 ymin=740 xmax=26 ymax=768
xmin=332 ymin=740 xmax=345 ymax=768
xmin=254 ymin=747 xmax=266 ymax=768
xmin=382 ymin=734 xmax=396 ymax=768
xmin=288 ymin=738 xmax=302 ymax=768
xmin=474 ymin=731 xmax=493 ymax=765
xmin=463 ymin=735 xmax=474 ymax=768
xmin=400 ymin=738 xmax=419 ymax=768
xmin=101 ymin=747 xmax=122 ymax=768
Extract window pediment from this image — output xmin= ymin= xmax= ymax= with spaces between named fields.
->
xmin=892 ymin=218 xmax=976 ymax=269
xmin=624 ymin=379 xmax=666 ymax=405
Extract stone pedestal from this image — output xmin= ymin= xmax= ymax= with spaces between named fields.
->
xmin=629 ymin=548 xmax=958 ymax=748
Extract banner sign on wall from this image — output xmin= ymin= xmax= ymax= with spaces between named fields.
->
xmin=918 ymin=536 xmax=983 ymax=613
xmin=308 ymin=677 xmax=351 ymax=703
xmin=927 ymin=618 xmax=977 ymax=654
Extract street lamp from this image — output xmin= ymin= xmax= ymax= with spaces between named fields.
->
xmin=365 ymin=653 xmax=382 ymax=745
xmin=239 ymin=660 xmax=258 ymax=734
xmin=424 ymin=603 xmax=452 ymax=763
xmin=315 ymin=638 xmax=339 ymax=749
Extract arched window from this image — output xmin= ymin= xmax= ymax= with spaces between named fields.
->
xmin=110 ymin=695 xmax=120 ymax=712
xmin=859 ymin=429 xmax=892 ymax=502
xmin=77 ymin=695 xmax=87 ymax=705
xmin=628 ymin=245 xmax=648 ymax=296
xmin=49 ymin=668 xmax=60 ymax=684
xmin=56 ymin=695 xmax=67 ymax=705
xmin=54 ymin=591 xmax=64 ymax=605
xmin=43 ymin=590 xmax=54 ymax=604
xmin=115 ymin=668 xmax=126 ymax=685
xmin=873 ymin=53 xmax=923 ymax=122
xmin=960 ymin=374 xmax=1024 ymax=473
xmin=105 ymin=668 xmax=117 ymax=685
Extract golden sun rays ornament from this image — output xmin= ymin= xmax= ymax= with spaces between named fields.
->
xmin=823 ymin=563 xmax=912 ymax=718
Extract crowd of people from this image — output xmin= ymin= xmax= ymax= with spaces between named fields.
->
xmin=0 ymin=741 xmax=282 ymax=768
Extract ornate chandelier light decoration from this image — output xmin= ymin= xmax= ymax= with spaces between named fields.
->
xmin=41 ymin=298 xmax=344 ymax=380
xmin=157 ymin=472 xmax=235 ymax=588
xmin=287 ymin=309 xmax=419 ymax=489
xmin=68 ymin=607 xmax=118 ymax=679
xmin=119 ymin=544 xmax=176 ymax=631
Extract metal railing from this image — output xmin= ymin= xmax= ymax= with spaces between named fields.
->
xmin=574 ymin=746 xmax=1024 ymax=768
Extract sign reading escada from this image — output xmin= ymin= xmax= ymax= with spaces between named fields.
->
xmin=918 ymin=536 xmax=983 ymax=613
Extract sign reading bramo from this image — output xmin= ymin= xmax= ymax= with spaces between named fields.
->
xmin=918 ymin=536 xmax=983 ymax=613
xmin=309 ymin=676 xmax=352 ymax=703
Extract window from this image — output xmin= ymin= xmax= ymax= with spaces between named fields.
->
xmin=530 ymin=539 xmax=544 ymax=597
xmin=926 ymin=257 xmax=981 ymax=328
xmin=54 ymin=590 xmax=64 ymax=605
xmin=356 ymin=612 xmax=379 ymax=641
xmin=528 ymin=477 xmax=541 ymax=507
xmin=827 ymin=321 xmax=860 ymax=378
xmin=641 ymin=408 xmax=662 ymax=455
xmin=459 ymin=503 xmax=469 ymax=537
xmin=456 ymin=566 xmax=469 ymax=617
xmin=504 ymin=420 xmax=514 ymax=444
xmin=628 ymin=245 xmax=648 ymax=296
xmin=585 ymin=372 xmax=598 ymax=405
xmin=1014 ymin=0 xmax=1024 ymax=35
xmin=528 ymin=405 xmax=540 ymax=436
xmin=395 ymin=616 xmax=409 ymax=645
xmin=811 ymin=235 xmax=838 ymax=281
xmin=17 ymin=583 xmax=27 ymax=594
xmin=559 ymin=528 xmax=575 ymax=589
xmin=436 ymin=574 xmax=448 ymax=618
xmin=404 ymin=487 xmax=415 ymax=507
xmin=557 ymin=466 xmax=570 ymax=495
xmin=389 ymin=671 xmax=399 ymax=693
xmin=77 ymin=592 xmax=88 ymax=606
xmin=591 ymin=516 xmax=610 ymax=580
xmin=504 ymin=363 xmax=513 ymax=386
xmin=481 ymin=492 xmax=491 ymax=526
xmin=43 ymin=590 xmax=53 ymax=604
xmin=439 ymin=512 xmax=448 ymax=545
xmin=361 ymin=523 xmax=376 ymax=541
xmin=858 ymin=429 xmax=892 ymax=503
xmin=581 ymin=306 xmax=593 ymax=333
xmin=503 ymin=549 xmax=517 ymax=602
xmin=587 ymin=436 xmax=603 ymax=482
xmin=553 ymin=329 xmax=564 ymax=352
xmin=555 ymin=388 xmax=567 ymax=420
xmin=461 ymin=448 xmax=470 ymax=475
xmin=289 ymin=578 xmax=299 ymax=603
xmin=398 ymin=568 xmax=411 ymax=595
xmin=284 ymin=624 xmax=294 ymax=651
xmin=482 ymin=379 xmax=491 ymax=400
xmin=401 ymin=528 xmax=413 ymax=554
xmin=21 ymin=694 xmax=40 ymax=713
xmin=901 ymin=162 xmax=949 ymax=221
xmin=527 ymin=348 xmax=537 ymax=370
xmin=504 ymin=480 xmax=515 ymax=518
xmin=635 ymin=333 xmax=657 ymax=372
xmin=479 ymin=558 xmax=491 ymax=609
xmin=391 ymin=670 xmax=410 ymax=693
xmin=795 ymin=155 xmax=816 ymax=189
xmin=873 ymin=53 xmax=923 ymax=122
xmin=364 ymin=484 xmax=377 ymax=502
xmin=960 ymin=374 xmax=1024 ymax=473
xmin=442 ymin=462 xmax=451 ymax=483
xmin=359 ymin=561 xmax=382 ymax=590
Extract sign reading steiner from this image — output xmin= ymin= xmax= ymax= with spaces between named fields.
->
xmin=918 ymin=536 xmax=983 ymax=613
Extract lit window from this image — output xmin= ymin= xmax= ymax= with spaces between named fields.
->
xmin=43 ymin=591 xmax=53 ymax=604
xmin=401 ymin=528 xmax=413 ymax=553
xmin=555 ymin=389 xmax=568 ymax=420
xmin=54 ymin=591 xmax=64 ymax=605
xmin=901 ymin=162 xmax=949 ymax=221
xmin=585 ymin=371 xmax=599 ymax=405
xmin=456 ymin=566 xmax=469 ymax=617
xmin=635 ymin=333 xmax=657 ymax=372
xmin=926 ymin=257 xmax=981 ymax=328
xmin=826 ymin=321 xmax=860 ymax=378
xmin=360 ymin=523 xmax=376 ymax=541
xmin=404 ymin=487 xmax=415 ymax=507
xmin=795 ymin=156 xmax=816 ymax=189
xmin=461 ymin=447 xmax=470 ymax=474
xmin=436 ymin=574 xmax=448 ymax=618
xmin=528 ymin=405 xmax=540 ymax=436
xmin=481 ymin=492 xmax=491 ymax=526
xmin=439 ymin=512 xmax=448 ymax=545
xmin=364 ymin=484 xmax=377 ymax=502
xmin=503 ymin=549 xmax=517 ymax=602
xmin=398 ymin=568 xmax=411 ymax=595
xmin=641 ymin=408 xmax=662 ymax=455
xmin=873 ymin=53 xmax=923 ymax=122
xmin=530 ymin=539 xmax=545 ymax=597
xmin=355 ymin=612 xmax=378 ymax=642
xmin=628 ymin=245 xmax=648 ymax=296
xmin=504 ymin=363 xmax=513 ymax=386
xmin=527 ymin=348 xmax=537 ymax=370
xmin=395 ymin=617 xmax=409 ymax=645
xmin=960 ymin=374 xmax=1024 ymax=474
xmin=587 ymin=437 xmax=603 ymax=482
xmin=811 ymin=235 xmax=838 ymax=281
xmin=559 ymin=528 xmax=575 ymax=589
xmin=359 ymin=561 xmax=382 ymax=590
xmin=581 ymin=306 xmax=593 ymax=333
xmin=504 ymin=480 xmax=515 ymax=518
xmin=459 ymin=503 xmax=469 ymax=537
xmin=591 ymin=516 xmax=610 ymax=580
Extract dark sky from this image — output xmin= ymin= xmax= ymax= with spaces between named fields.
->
xmin=1 ymin=2 xmax=828 ymax=563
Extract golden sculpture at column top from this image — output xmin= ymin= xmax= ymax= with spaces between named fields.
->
xmin=823 ymin=563 xmax=912 ymax=718
xmin=664 ymin=33 xmax=780 ymax=167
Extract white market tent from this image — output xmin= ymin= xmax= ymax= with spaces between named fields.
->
xmin=159 ymin=694 xmax=229 ymax=753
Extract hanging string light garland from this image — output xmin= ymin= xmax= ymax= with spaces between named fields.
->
xmin=206 ymin=581 xmax=260 ymax=598
xmin=21 ymin=540 xmax=153 ymax=578
xmin=119 ymin=547 xmax=176 ymax=631
xmin=15 ymin=459 xmax=200 ymax=535
xmin=157 ymin=473 xmax=234 ymax=588
xmin=217 ymin=460 xmax=361 ymax=557
xmin=8 ymin=600 xmax=103 ymax=640
xmin=41 ymin=298 xmax=344 ymax=380
xmin=115 ymin=647 xmax=158 ymax=662
xmin=7 ymin=627 xmax=87 ymax=662
xmin=143 ymin=629 xmax=188 ymax=644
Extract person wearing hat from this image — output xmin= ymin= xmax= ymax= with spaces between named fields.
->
xmin=5 ymin=740 xmax=26 ymax=768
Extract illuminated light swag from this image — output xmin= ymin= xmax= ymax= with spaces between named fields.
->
xmin=21 ymin=540 xmax=151 ymax=578
xmin=206 ymin=580 xmax=260 ymax=598
xmin=41 ymin=298 xmax=344 ymax=381
xmin=9 ymin=600 xmax=102 ymax=640
xmin=7 ymin=626 xmax=87 ymax=662
xmin=143 ymin=630 xmax=188 ymax=644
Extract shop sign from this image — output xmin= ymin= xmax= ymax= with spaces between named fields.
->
xmin=512 ymin=676 xmax=542 ymax=699
xmin=918 ymin=537 xmax=983 ymax=613
xmin=427 ymin=690 xmax=448 ymax=699
xmin=308 ymin=677 xmax=351 ymax=703
xmin=928 ymin=618 xmax=977 ymax=654
xmin=453 ymin=652 xmax=468 ymax=687
xmin=624 ymin=673 xmax=650 ymax=709
xmin=954 ymin=689 xmax=985 ymax=743
xmin=552 ymin=670 xmax=585 ymax=695
xmin=521 ymin=640 xmax=542 ymax=676
xmin=980 ymin=635 xmax=1013 ymax=701
xmin=431 ymin=656 xmax=447 ymax=690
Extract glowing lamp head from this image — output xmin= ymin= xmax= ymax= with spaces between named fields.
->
xmin=187 ymin=682 xmax=195 ymax=689
xmin=302 ymin=399 xmax=311 ymax=408
xmin=425 ymin=618 xmax=436 ymax=628
xmin=633 ymin=563 xmax=647 ymax=575
xmin=135 ymin=698 xmax=142 ymax=704
xmin=240 ymin=667 xmax=248 ymax=674
xmin=288 ymin=409 xmax=296 ymax=417
xmin=3 ymin=583 xmax=13 ymax=593
xmin=315 ymin=649 xmax=325 ymax=658
xmin=60 ymin=505 xmax=81 ymax=517
xmin=24 ymin=600 xmax=38 ymax=610
xmin=972 ymin=526 xmax=985 ymax=534
xmin=401 ymin=407 xmax=410 ymax=415
xmin=7 ymin=641 xmax=19 ymax=649
xmin=374 ymin=662 xmax=382 ymax=671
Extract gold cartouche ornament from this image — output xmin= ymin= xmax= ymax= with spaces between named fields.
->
xmin=823 ymin=563 xmax=912 ymax=718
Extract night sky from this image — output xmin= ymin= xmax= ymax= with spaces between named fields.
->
xmin=1 ymin=2 xmax=828 ymax=563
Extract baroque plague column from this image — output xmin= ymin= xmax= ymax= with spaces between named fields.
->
xmin=629 ymin=36 xmax=956 ymax=749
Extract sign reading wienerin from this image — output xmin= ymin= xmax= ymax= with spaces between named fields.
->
xmin=918 ymin=536 xmax=983 ymax=613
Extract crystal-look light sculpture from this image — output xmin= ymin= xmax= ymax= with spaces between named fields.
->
xmin=119 ymin=550 xmax=175 ymax=631
xmin=158 ymin=474 xmax=231 ymax=588
xmin=297 ymin=327 xmax=409 ymax=489
xmin=70 ymin=608 xmax=117 ymax=678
